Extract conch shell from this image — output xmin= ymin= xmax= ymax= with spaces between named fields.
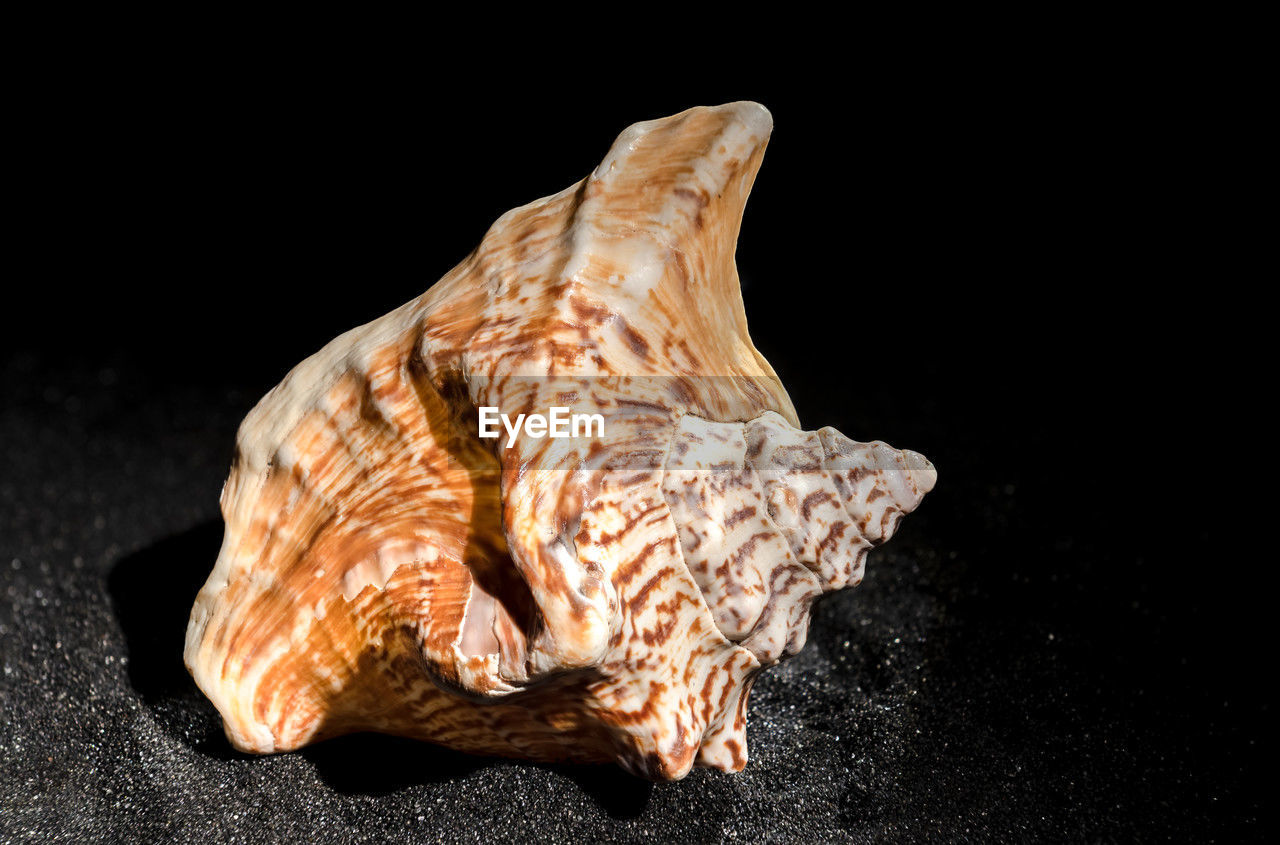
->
xmin=184 ymin=101 xmax=935 ymax=780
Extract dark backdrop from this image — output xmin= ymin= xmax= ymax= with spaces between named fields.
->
xmin=1 ymin=33 xmax=1264 ymax=842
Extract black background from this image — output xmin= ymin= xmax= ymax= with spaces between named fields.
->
xmin=2 ymin=25 xmax=1266 ymax=842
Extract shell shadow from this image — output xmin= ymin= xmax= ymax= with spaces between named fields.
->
xmin=300 ymin=732 xmax=489 ymax=791
xmin=541 ymin=761 xmax=654 ymax=818
xmin=106 ymin=521 xmax=654 ymax=816
xmin=300 ymin=733 xmax=654 ymax=816
xmin=107 ymin=520 xmax=223 ymax=704
xmin=106 ymin=519 xmax=238 ymax=755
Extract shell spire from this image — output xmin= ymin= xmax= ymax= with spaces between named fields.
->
xmin=185 ymin=102 xmax=935 ymax=780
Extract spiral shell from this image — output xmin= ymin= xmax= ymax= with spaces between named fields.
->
xmin=184 ymin=101 xmax=935 ymax=779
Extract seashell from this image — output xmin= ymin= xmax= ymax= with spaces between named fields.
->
xmin=184 ymin=101 xmax=936 ymax=780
